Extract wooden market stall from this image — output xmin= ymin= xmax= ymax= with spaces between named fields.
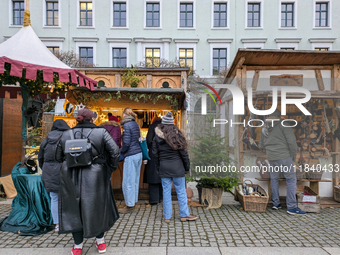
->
xmin=57 ymin=67 xmax=189 ymax=199
xmin=218 ymin=49 xmax=340 ymax=204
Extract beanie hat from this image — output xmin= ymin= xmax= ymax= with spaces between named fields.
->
xmin=162 ymin=111 xmax=174 ymax=125
xmin=109 ymin=115 xmax=119 ymax=122
xmin=76 ymin=109 xmax=94 ymax=123
xmin=267 ymin=109 xmax=281 ymax=120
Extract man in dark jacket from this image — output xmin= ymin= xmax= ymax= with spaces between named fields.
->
xmin=38 ymin=119 xmax=70 ymax=233
xmin=259 ymin=109 xmax=305 ymax=215
xmin=56 ymin=109 xmax=120 ymax=255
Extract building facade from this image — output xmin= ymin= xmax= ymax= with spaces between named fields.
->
xmin=0 ymin=0 xmax=338 ymax=81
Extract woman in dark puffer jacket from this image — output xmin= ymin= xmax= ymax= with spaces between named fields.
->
xmin=152 ymin=111 xmax=197 ymax=223
xmin=119 ymin=107 xmax=143 ymax=213
xmin=38 ymin=119 xmax=70 ymax=233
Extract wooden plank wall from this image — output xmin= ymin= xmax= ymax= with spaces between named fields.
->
xmin=0 ymin=92 xmax=22 ymax=176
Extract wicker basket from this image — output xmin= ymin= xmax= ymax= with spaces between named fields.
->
xmin=307 ymin=171 xmax=323 ymax=180
xmin=236 ymin=179 xmax=269 ymax=213
xmin=334 ymin=185 xmax=340 ymax=202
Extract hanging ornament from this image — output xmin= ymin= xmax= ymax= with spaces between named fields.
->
xmin=77 ymin=103 xmax=86 ymax=110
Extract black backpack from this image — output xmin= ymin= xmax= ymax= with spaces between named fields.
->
xmin=64 ymin=129 xmax=94 ymax=168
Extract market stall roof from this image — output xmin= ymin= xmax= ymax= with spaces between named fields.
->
xmin=72 ymin=87 xmax=185 ymax=110
xmin=225 ymin=49 xmax=340 ymax=80
xmin=0 ymin=25 xmax=97 ymax=90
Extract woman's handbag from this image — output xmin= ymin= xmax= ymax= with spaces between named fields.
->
xmin=139 ymin=137 xmax=151 ymax=160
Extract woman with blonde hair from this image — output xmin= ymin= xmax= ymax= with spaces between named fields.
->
xmin=119 ymin=107 xmax=143 ymax=213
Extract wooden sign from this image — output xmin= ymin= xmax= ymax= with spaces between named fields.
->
xmin=270 ymin=74 xmax=303 ymax=86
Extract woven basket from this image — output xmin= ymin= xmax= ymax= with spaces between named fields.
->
xmin=236 ymin=179 xmax=269 ymax=213
xmin=307 ymin=171 xmax=323 ymax=180
xmin=334 ymin=185 xmax=340 ymax=202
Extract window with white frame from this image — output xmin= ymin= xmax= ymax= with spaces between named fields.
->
xmin=46 ymin=1 xmax=59 ymax=26
xmin=213 ymin=2 xmax=227 ymax=27
xmin=113 ymin=2 xmax=126 ymax=27
xmin=47 ymin=46 xmax=59 ymax=54
xmin=281 ymin=2 xmax=294 ymax=27
xmin=180 ymin=3 xmax=193 ymax=27
xmin=179 ymin=48 xmax=193 ymax=69
xmin=112 ymin=48 xmax=127 ymax=67
xmin=146 ymin=2 xmax=160 ymax=27
xmin=315 ymin=47 xmax=329 ymax=51
xmin=13 ymin=0 xmax=24 ymax=25
xmin=247 ymin=2 xmax=261 ymax=27
xmin=315 ymin=2 xmax=329 ymax=27
xmin=80 ymin=2 xmax=93 ymax=26
xmin=145 ymin=48 xmax=160 ymax=67
xmin=79 ymin=47 xmax=93 ymax=64
xmin=212 ymin=48 xmax=227 ymax=75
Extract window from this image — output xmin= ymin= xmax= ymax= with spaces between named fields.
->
xmin=47 ymin=46 xmax=59 ymax=54
xmin=280 ymin=47 xmax=295 ymax=50
xmin=179 ymin=48 xmax=193 ymax=69
xmin=315 ymin=47 xmax=329 ymax=51
xmin=79 ymin=47 xmax=93 ymax=64
xmin=247 ymin=3 xmax=260 ymax=27
xmin=145 ymin=48 xmax=160 ymax=67
xmin=112 ymin=48 xmax=127 ymax=67
xmin=281 ymin=3 xmax=294 ymax=27
xmin=213 ymin=3 xmax=227 ymax=27
xmin=13 ymin=1 xmax=24 ymax=25
xmin=146 ymin=2 xmax=160 ymax=27
xmin=315 ymin=2 xmax=328 ymax=27
xmin=113 ymin=2 xmax=126 ymax=27
xmin=80 ymin=2 xmax=93 ymax=26
xmin=180 ymin=3 xmax=193 ymax=27
xmin=46 ymin=1 xmax=59 ymax=26
xmin=212 ymin=48 xmax=227 ymax=75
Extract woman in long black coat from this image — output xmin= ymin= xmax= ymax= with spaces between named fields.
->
xmin=145 ymin=117 xmax=162 ymax=205
xmin=56 ymin=109 xmax=120 ymax=255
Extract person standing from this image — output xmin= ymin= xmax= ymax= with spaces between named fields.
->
xmin=56 ymin=109 xmax=120 ymax=255
xmin=38 ymin=119 xmax=70 ymax=233
xmin=145 ymin=117 xmax=163 ymax=205
xmin=99 ymin=113 xmax=122 ymax=148
xmin=259 ymin=109 xmax=306 ymax=215
xmin=119 ymin=107 xmax=143 ymax=213
xmin=152 ymin=111 xmax=197 ymax=222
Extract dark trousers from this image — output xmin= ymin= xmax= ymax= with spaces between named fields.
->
xmin=149 ymin=183 xmax=163 ymax=204
xmin=72 ymin=231 xmax=104 ymax=245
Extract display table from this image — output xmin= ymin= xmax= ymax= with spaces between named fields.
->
xmin=0 ymin=162 xmax=53 ymax=236
xmin=255 ymin=178 xmax=332 ymax=198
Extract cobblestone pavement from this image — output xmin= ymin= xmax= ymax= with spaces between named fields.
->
xmin=1 ymin=201 xmax=340 ymax=251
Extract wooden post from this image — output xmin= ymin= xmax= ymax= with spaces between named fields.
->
xmin=252 ymin=70 xmax=260 ymax=90
xmin=315 ymin=70 xmax=325 ymax=91
xmin=26 ymin=0 xmax=29 ymax=10
xmin=332 ymin=64 xmax=340 ymax=91
xmin=241 ymin=66 xmax=247 ymax=91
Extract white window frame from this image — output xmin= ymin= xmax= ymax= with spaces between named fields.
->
xmin=9 ymin=0 xmax=26 ymax=27
xmin=43 ymin=0 xmax=61 ymax=28
xmin=245 ymin=0 xmax=263 ymax=29
xmin=134 ymin=38 xmax=171 ymax=64
xmin=107 ymin=39 xmax=131 ymax=67
xmin=309 ymin=38 xmax=335 ymax=50
xmin=211 ymin=0 xmax=229 ymax=30
xmin=174 ymin=39 xmax=199 ymax=70
xmin=313 ymin=0 xmax=331 ymax=29
xmin=77 ymin=0 xmax=95 ymax=28
xmin=278 ymin=0 xmax=297 ymax=29
xmin=275 ymin=38 xmax=301 ymax=50
xmin=110 ymin=0 xmax=129 ymax=29
xmin=241 ymin=38 xmax=267 ymax=49
xmin=208 ymin=39 xmax=232 ymax=76
xmin=74 ymin=40 xmax=97 ymax=65
xmin=142 ymin=44 xmax=163 ymax=66
xmin=177 ymin=0 xmax=196 ymax=30
xmin=40 ymin=37 xmax=64 ymax=50
xmin=144 ymin=0 xmax=162 ymax=30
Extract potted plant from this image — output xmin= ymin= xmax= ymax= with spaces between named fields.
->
xmin=189 ymin=115 xmax=240 ymax=209
xmin=122 ymin=67 xmax=145 ymax=88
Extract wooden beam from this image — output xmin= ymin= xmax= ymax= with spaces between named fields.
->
xmin=332 ymin=64 xmax=340 ymax=91
xmin=246 ymin=65 xmax=333 ymax=71
xmin=241 ymin=66 xmax=247 ymax=91
xmin=315 ymin=70 xmax=325 ymax=91
xmin=236 ymin=69 xmax=242 ymax=89
xmin=251 ymin=70 xmax=260 ymax=90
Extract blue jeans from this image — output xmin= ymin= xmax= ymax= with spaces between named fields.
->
xmin=49 ymin=192 xmax=58 ymax=224
xmin=123 ymin=153 xmax=143 ymax=207
xmin=161 ymin=177 xmax=190 ymax=219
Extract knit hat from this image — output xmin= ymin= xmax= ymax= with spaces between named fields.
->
xmin=266 ymin=109 xmax=281 ymax=120
xmin=76 ymin=109 xmax=94 ymax=123
xmin=109 ymin=115 xmax=119 ymax=122
xmin=162 ymin=111 xmax=174 ymax=125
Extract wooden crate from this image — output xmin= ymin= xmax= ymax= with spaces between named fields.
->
xmin=296 ymin=185 xmax=320 ymax=213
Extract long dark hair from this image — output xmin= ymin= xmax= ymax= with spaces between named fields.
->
xmin=159 ymin=124 xmax=187 ymax=151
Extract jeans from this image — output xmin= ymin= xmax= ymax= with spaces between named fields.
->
xmin=161 ymin=177 xmax=190 ymax=219
xmin=122 ymin=152 xmax=143 ymax=207
xmin=269 ymin=157 xmax=297 ymax=210
xmin=49 ymin=192 xmax=58 ymax=224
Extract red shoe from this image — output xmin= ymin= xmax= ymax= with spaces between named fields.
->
xmin=71 ymin=246 xmax=82 ymax=255
xmin=96 ymin=242 xmax=107 ymax=253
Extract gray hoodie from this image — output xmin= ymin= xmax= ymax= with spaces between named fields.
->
xmin=259 ymin=121 xmax=297 ymax=161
